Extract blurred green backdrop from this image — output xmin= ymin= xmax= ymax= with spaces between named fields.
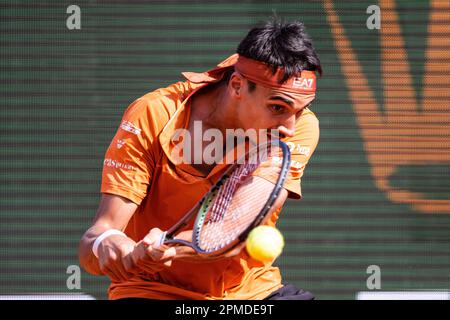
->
xmin=1 ymin=0 xmax=449 ymax=299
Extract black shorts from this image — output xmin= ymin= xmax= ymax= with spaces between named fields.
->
xmin=263 ymin=283 xmax=315 ymax=300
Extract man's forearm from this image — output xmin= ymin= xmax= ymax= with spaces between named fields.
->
xmin=78 ymin=225 xmax=113 ymax=276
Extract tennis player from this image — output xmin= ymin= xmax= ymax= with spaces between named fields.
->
xmin=79 ymin=20 xmax=321 ymax=300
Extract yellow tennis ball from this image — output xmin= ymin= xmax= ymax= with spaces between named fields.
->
xmin=246 ymin=226 xmax=284 ymax=262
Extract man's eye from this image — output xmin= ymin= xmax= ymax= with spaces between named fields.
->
xmin=269 ymin=105 xmax=285 ymax=113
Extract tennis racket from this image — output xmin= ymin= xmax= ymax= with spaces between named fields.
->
xmin=157 ymin=140 xmax=291 ymax=257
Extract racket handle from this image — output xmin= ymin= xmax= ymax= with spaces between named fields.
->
xmin=155 ymin=231 xmax=167 ymax=248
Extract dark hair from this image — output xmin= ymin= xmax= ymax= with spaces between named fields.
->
xmin=236 ymin=20 xmax=322 ymax=84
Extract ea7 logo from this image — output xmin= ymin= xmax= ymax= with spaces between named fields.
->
xmin=293 ymin=77 xmax=314 ymax=89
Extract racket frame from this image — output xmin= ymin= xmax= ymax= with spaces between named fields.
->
xmin=161 ymin=140 xmax=291 ymax=256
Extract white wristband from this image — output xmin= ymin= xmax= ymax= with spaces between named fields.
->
xmin=92 ymin=229 xmax=126 ymax=258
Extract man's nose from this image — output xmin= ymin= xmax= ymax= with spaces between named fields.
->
xmin=276 ymin=116 xmax=296 ymax=138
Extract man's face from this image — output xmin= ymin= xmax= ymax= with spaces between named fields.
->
xmin=233 ymin=76 xmax=311 ymax=138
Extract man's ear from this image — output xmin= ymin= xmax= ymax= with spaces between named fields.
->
xmin=228 ymin=72 xmax=244 ymax=98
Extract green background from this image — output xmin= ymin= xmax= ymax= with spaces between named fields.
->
xmin=1 ymin=0 xmax=449 ymax=299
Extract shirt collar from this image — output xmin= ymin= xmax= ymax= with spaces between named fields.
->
xmin=159 ymin=54 xmax=240 ymax=168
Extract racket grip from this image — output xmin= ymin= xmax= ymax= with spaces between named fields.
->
xmin=155 ymin=231 xmax=167 ymax=248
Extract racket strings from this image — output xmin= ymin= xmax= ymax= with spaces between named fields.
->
xmin=200 ymin=177 xmax=275 ymax=251
xmin=198 ymin=145 xmax=284 ymax=252
xmin=209 ymin=162 xmax=259 ymax=222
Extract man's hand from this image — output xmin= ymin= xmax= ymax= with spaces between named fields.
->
xmin=96 ymin=234 xmax=136 ymax=282
xmin=97 ymin=228 xmax=177 ymax=282
xmin=127 ymin=228 xmax=177 ymax=275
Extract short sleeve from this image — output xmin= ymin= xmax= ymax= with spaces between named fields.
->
xmin=283 ymin=108 xmax=320 ymax=199
xmin=100 ymin=98 xmax=156 ymax=205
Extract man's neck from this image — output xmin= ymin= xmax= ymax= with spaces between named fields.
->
xmin=184 ymin=84 xmax=232 ymax=176
xmin=189 ymin=84 xmax=235 ymax=135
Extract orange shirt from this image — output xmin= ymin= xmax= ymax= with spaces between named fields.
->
xmin=100 ymin=65 xmax=320 ymax=300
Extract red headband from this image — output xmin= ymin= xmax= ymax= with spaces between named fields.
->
xmin=182 ymin=53 xmax=317 ymax=102
xmin=235 ymin=55 xmax=317 ymax=94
